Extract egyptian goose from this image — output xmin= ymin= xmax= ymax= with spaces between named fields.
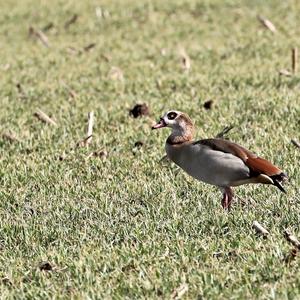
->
xmin=152 ymin=110 xmax=287 ymax=210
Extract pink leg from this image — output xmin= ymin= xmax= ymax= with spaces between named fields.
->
xmin=221 ymin=187 xmax=234 ymax=210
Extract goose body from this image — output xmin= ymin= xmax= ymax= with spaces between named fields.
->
xmin=152 ymin=110 xmax=287 ymax=210
xmin=165 ymin=140 xmax=250 ymax=187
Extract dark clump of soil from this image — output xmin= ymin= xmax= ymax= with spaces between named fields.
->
xmin=203 ymin=99 xmax=214 ymax=110
xmin=39 ymin=261 xmax=53 ymax=271
xmin=134 ymin=141 xmax=144 ymax=148
xmin=129 ymin=103 xmax=149 ymax=118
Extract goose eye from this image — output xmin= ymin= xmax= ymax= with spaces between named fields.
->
xmin=167 ymin=112 xmax=177 ymax=120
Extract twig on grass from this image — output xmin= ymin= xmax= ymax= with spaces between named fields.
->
xmin=29 ymin=26 xmax=50 ymax=48
xmin=292 ymin=47 xmax=298 ymax=74
xmin=178 ymin=47 xmax=191 ymax=70
xmin=257 ymin=16 xmax=276 ymax=33
xmin=291 ymin=139 xmax=300 ymax=149
xmin=34 ymin=109 xmax=57 ymax=126
xmin=76 ymin=135 xmax=93 ymax=148
xmin=85 ymin=112 xmax=94 ymax=146
xmin=215 ymin=125 xmax=234 ymax=139
xmin=253 ymin=221 xmax=269 ymax=237
xmin=279 ymin=69 xmax=292 ymax=77
xmin=284 ymin=230 xmax=300 ymax=249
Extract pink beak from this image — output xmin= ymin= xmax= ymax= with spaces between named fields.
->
xmin=152 ymin=118 xmax=167 ymax=129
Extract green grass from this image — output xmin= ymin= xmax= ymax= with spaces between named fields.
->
xmin=0 ymin=0 xmax=299 ymax=298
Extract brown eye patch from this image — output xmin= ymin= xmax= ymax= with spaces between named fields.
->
xmin=167 ymin=112 xmax=177 ymax=120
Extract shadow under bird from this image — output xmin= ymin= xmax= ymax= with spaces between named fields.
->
xmin=152 ymin=110 xmax=287 ymax=210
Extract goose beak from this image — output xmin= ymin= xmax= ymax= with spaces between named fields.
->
xmin=152 ymin=118 xmax=167 ymax=130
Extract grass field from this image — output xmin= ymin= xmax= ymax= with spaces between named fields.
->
xmin=0 ymin=0 xmax=300 ymax=298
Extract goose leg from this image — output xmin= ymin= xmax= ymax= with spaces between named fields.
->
xmin=221 ymin=187 xmax=234 ymax=210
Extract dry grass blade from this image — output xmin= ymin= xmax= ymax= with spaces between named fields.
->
xmin=171 ymin=283 xmax=188 ymax=299
xmin=34 ymin=109 xmax=57 ymax=126
xmin=85 ymin=112 xmax=94 ymax=146
xmin=257 ymin=16 xmax=276 ymax=33
xmin=253 ymin=221 xmax=269 ymax=237
xmin=284 ymin=230 xmax=300 ymax=249
xmin=64 ymin=14 xmax=78 ymax=29
xmin=29 ymin=26 xmax=49 ymax=48
xmin=215 ymin=125 xmax=234 ymax=139
xmin=2 ymin=131 xmax=19 ymax=142
xmin=291 ymin=139 xmax=300 ymax=149
xmin=292 ymin=48 xmax=298 ymax=74
xmin=279 ymin=69 xmax=292 ymax=77
xmin=108 ymin=66 xmax=124 ymax=81
xmin=178 ymin=47 xmax=191 ymax=70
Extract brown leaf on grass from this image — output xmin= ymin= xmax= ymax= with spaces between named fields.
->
xmin=64 ymin=14 xmax=78 ymax=29
xmin=134 ymin=141 xmax=144 ymax=148
xmin=108 ymin=66 xmax=124 ymax=81
xmin=61 ymin=81 xmax=78 ymax=99
xmin=171 ymin=283 xmax=188 ymax=299
xmin=129 ymin=103 xmax=150 ymax=118
xmin=66 ymin=46 xmax=82 ymax=55
xmin=284 ymin=230 xmax=300 ymax=249
xmin=39 ymin=261 xmax=53 ymax=271
xmin=2 ymin=131 xmax=19 ymax=143
xmin=178 ymin=47 xmax=191 ymax=70
xmin=284 ymin=248 xmax=298 ymax=264
xmin=257 ymin=16 xmax=276 ymax=33
xmin=1 ymin=277 xmax=13 ymax=286
xmin=291 ymin=139 xmax=300 ymax=149
xmin=203 ymin=99 xmax=214 ymax=110
xmin=83 ymin=43 xmax=96 ymax=52
xmin=29 ymin=26 xmax=50 ymax=48
xmin=86 ymin=149 xmax=108 ymax=159
xmin=34 ymin=109 xmax=57 ymax=126
xmin=279 ymin=69 xmax=292 ymax=77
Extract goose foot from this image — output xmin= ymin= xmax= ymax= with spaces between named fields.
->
xmin=221 ymin=187 xmax=234 ymax=210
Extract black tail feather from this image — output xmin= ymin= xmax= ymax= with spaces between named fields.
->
xmin=270 ymin=173 xmax=288 ymax=193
